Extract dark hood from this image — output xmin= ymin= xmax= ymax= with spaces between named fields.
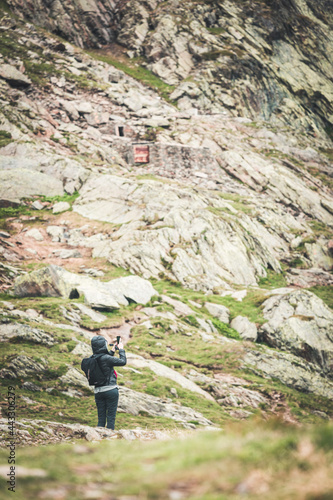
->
xmin=91 ymin=335 xmax=109 ymax=355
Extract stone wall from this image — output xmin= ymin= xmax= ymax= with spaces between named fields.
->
xmin=149 ymin=142 xmax=221 ymax=179
xmin=109 ymin=138 xmax=222 ymax=180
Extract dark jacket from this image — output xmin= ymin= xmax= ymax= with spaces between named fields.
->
xmin=91 ymin=335 xmax=126 ymax=387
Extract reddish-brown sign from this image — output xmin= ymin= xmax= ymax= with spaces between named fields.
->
xmin=134 ymin=145 xmax=149 ymax=163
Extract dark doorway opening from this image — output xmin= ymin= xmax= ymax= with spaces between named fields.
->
xmin=69 ymin=289 xmax=80 ymax=299
xmin=117 ymin=126 xmax=124 ymax=137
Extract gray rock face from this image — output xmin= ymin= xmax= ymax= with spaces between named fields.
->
xmin=127 ymin=353 xmax=214 ymax=401
xmin=0 ymin=356 xmax=46 ymax=379
xmin=52 ymin=201 xmax=71 ymax=214
xmin=187 ymin=369 xmax=267 ymax=409
xmin=6 ymin=0 xmax=333 ymax=136
xmin=75 ymin=175 xmax=284 ymax=290
xmin=230 ymin=316 xmax=258 ymax=342
xmin=7 ymin=0 xmax=117 ymax=48
xmin=205 ymin=303 xmax=230 ymax=323
xmin=14 ymin=266 xmax=65 ymax=298
xmin=0 ymin=151 xmax=89 ymax=196
xmin=161 ymin=295 xmax=194 ymax=316
xmin=118 ymin=387 xmax=212 ymax=427
xmin=14 ymin=265 xmax=158 ymax=310
xmin=73 ymin=303 xmax=106 ymax=323
xmin=259 ymin=290 xmax=333 ymax=377
xmin=219 ymin=151 xmax=333 ymax=225
xmin=0 ymin=323 xmax=54 ymax=346
xmin=107 ymin=275 xmax=158 ymax=305
xmin=0 ymin=168 xmax=64 ymax=202
xmin=0 ymin=64 xmax=31 ymax=87
xmin=243 ymin=347 xmax=333 ymax=401
xmin=71 ymin=341 xmax=92 ymax=357
xmin=59 ymin=367 xmax=91 ymax=389
xmin=287 ymin=268 xmax=333 ymax=288
xmin=25 ymin=228 xmax=44 ymax=241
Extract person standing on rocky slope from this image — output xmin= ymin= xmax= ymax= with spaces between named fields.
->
xmin=89 ymin=335 xmax=127 ymax=430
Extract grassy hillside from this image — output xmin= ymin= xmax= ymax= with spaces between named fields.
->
xmin=1 ymin=420 xmax=333 ymax=499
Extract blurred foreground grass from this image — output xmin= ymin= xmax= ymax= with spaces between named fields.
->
xmin=1 ymin=420 xmax=333 ymax=499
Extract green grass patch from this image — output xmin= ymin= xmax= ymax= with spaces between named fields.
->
xmin=207 ymin=206 xmax=233 ymax=216
xmin=4 ymin=420 xmax=333 ymax=500
xmin=151 ymin=278 xmax=267 ymax=325
xmin=211 ymin=318 xmax=241 ymax=340
xmin=206 ymin=290 xmax=267 ymax=325
xmin=0 ymin=0 xmax=11 ymax=12
xmin=0 ymin=203 xmax=32 ymax=230
xmin=0 ymin=129 xmax=13 ymax=148
xmin=201 ymin=49 xmax=235 ymax=60
xmin=207 ymin=27 xmax=227 ymax=35
xmin=289 ymin=256 xmax=307 ymax=268
xmin=308 ymin=220 xmax=333 ymax=239
xmin=86 ymin=50 xmax=176 ymax=103
xmin=120 ymin=367 xmax=227 ymax=426
xmin=128 ymin=321 xmax=242 ymax=373
xmin=258 ymin=269 xmax=287 ymax=289
xmin=41 ymin=191 xmax=80 ymax=207
xmin=24 ymin=60 xmax=62 ymax=86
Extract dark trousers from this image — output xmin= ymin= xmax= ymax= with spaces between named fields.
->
xmin=94 ymin=388 xmax=119 ymax=430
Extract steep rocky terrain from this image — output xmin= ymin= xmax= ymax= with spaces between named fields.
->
xmin=0 ymin=1 xmax=333 ymax=497
xmin=6 ymin=0 xmax=333 ymax=136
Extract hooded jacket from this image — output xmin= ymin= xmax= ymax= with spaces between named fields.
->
xmin=90 ymin=335 xmax=126 ymax=387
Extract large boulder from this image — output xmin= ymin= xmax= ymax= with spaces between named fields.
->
xmin=59 ymin=368 xmax=91 ymax=389
xmin=0 ymin=356 xmax=46 ymax=379
xmin=187 ymin=369 xmax=267 ymax=409
xmin=118 ymin=387 xmax=212 ymax=427
xmin=106 ymin=275 xmax=158 ymax=305
xmin=0 ymin=151 xmax=89 ymax=195
xmin=205 ymin=302 xmax=230 ymax=323
xmin=0 ymin=64 xmax=32 ymax=87
xmin=14 ymin=266 xmax=65 ymax=298
xmin=0 ymin=323 xmax=54 ymax=346
xmin=259 ymin=290 xmax=333 ymax=377
xmin=14 ymin=265 xmax=158 ymax=310
xmin=243 ymin=347 xmax=333 ymax=400
xmin=0 ymin=168 xmax=63 ymax=202
xmin=230 ymin=316 xmax=257 ymax=342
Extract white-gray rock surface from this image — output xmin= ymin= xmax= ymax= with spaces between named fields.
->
xmin=0 ymin=168 xmax=63 ymax=202
xmin=14 ymin=265 xmax=158 ymax=310
xmin=259 ymin=290 xmax=333 ymax=377
xmin=0 ymin=323 xmax=54 ymax=346
xmin=52 ymin=201 xmax=71 ymax=214
xmin=205 ymin=303 xmax=230 ymax=323
xmin=230 ymin=316 xmax=258 ymax=342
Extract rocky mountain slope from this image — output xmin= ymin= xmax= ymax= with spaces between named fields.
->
xmin=6 ymin=0 xmax=333 ymax=137
xmin=0 ymin=0 xmax=333 ymax=484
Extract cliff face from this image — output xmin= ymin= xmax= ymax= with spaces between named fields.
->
xmin=7 ymin=0 xmax=333 ymax=135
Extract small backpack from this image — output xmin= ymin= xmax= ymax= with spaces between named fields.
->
xmin=81 ymin=354 xmax=108 ymax=387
